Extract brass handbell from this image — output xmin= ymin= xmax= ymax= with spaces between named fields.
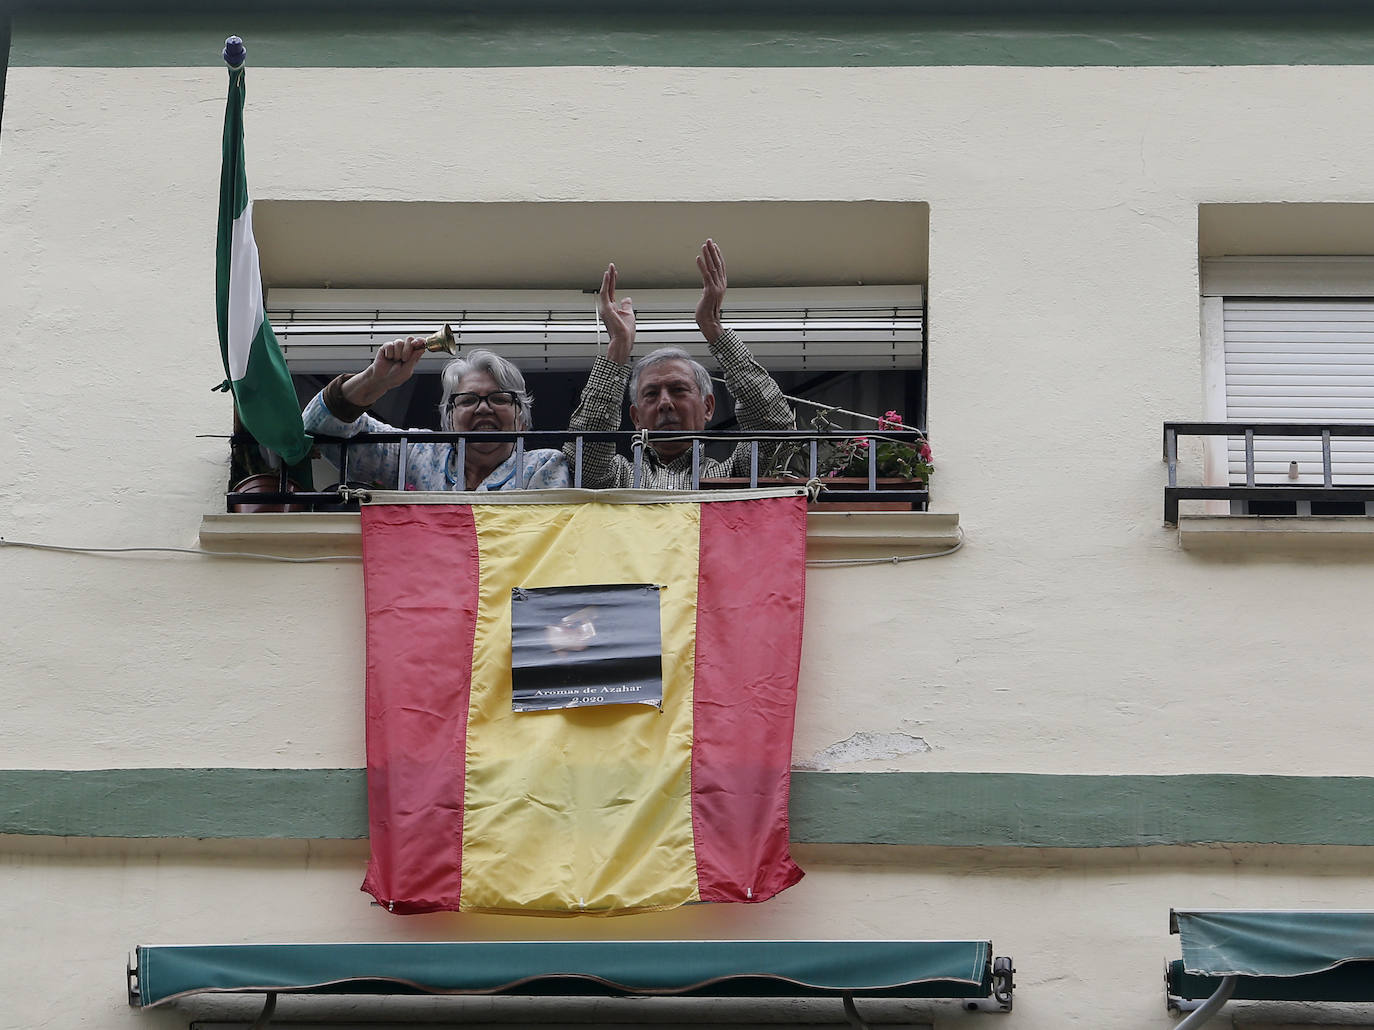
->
xmin=422 ymin=323 xmax=457 ymax=355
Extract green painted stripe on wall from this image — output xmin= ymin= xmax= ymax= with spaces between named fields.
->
xmin=0 ymin=768 xmax=369 ymax=839
xmin=4 ymin=769 xmax=1373 ymax=845
xmin=6 ymin=1 xmax=1368 ymax=12
xmin=11 ymin=13 xmax=1374 ymax=67
xmin=788 ymin=772 xmax=1374 ymax=847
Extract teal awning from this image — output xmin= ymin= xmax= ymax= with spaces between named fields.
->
xmin=132 ymin=940 xmax=994 ymax=1008
xmin=1174 ymin=909 xmax=1374 ymax=978
xmin=1168 ymin=910 xmax=1374 ymax=1003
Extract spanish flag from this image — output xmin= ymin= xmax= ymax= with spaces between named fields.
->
xmin=360 ymin=490 xmax=808 ymax=915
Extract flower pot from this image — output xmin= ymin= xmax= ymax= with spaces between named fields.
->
xmin=811 ymin=476 xmax=926 ymax=511
xmin=229 ymin=473 xmax=306 ymax=513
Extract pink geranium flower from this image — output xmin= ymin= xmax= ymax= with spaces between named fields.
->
xmin=814 ymin=407 xmax=933 ymax=482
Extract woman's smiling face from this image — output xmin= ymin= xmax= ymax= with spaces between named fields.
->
xmin=447 ymin=369 xmax=523 ymax=467
xmin=447 ymin=369 xmax=520 ymax=434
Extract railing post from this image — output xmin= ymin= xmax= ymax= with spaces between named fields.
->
xmin=1166 ymin=427 xmax=1177 ymax=488
xmin=573 ymin=436 xmax=584 ymax=489
xmin=749 ymin=441 xmax=759 ymax=488
xmin=692 ymin=440 xmax=702 ymax=489
xmin=513 ymin=433 xmax=525 ymax=488
xmin=1244 ymin=429 xmax=1255 ymax=487
xmin=397 ymin=435 xmax=408 ymax=490
xmin=1322 ymin=430 xmax=1333 ymax=487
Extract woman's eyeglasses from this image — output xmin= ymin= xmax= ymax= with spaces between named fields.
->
xmin=448 ymin=391 xmax=519 ymax=410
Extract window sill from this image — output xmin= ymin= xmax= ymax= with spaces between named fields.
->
xmin=804 ymin=511 xmax=959 ymax=554
xmin=1178 ymin=515 xmax=1374 ymax=554
xmin=200 ymin=513 xmax=363 ymax=556
xmin=199 ymin=510 xmax=961 ymax=559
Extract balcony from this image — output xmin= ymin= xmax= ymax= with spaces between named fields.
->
xmin=1163 ymin=421 xmax=1374 ymax=551
xmin=229 ymin=428 xmax=932 ymax=510
xmin=212 ymin=428 xmax=956 ymax=558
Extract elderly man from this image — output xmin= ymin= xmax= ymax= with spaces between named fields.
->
xmin=566 ymin=240 xmax=796 ymax=489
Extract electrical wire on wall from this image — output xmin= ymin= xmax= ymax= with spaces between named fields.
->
xmin=805 ymin=525 xmax=964 ymax=568
xmin=0 ymin=538 xmax=362 ymax=563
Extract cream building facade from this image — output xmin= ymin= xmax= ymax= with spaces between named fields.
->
xmin=3 ymin=2 xmax=1374 ymax=1027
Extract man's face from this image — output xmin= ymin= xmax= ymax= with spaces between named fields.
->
xmin=630 ymin=358 xmax=715 ymax=462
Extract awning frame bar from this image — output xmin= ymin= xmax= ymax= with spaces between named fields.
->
xmin=249 ymin=992 xmax=277 ymax=1030
xmin=1172 ymin=975 xmax=1237 ymax=1029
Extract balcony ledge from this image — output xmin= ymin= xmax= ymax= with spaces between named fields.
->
xmin=1178 ymin=515 xmax=1374 ymax=554
xmin=200 ymin=510 xmax=961 ymax=559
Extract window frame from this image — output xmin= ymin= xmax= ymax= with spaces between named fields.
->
xmin=1200 ymin=256 xmax=1374 ymax=510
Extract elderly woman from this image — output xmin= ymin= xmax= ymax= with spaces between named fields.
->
xmin=302 ymin=338 xmax=569 ymax=491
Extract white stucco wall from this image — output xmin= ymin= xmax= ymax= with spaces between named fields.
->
xmin=4 ymin=61 xmax=1374 ymax=1030
xmin=7 ymin=837 xmax=1374 ymax=1030
xmin=3 ymin=65 xmax=1371 ymax=772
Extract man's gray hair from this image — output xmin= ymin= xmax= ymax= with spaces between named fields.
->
xmin=629 ymin=347 xmax=714 ymax=404
xmin=439 ymin=349 xmax=534 ymax=430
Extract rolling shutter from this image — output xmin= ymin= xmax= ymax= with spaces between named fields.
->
xmin=1223 ymin=298 xmax=1374 ymax=485
xmin=268 ymin=286 xmax=924 ymax=374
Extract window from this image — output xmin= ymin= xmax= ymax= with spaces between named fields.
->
xmin=1200 ymin=256 xmax=1374 ymax=516
xmin=220 ymin=198 xmax=937 ymax=517
xmin=272 ymin=284 xmax=926 ymax=484
xmin=244 ymin=199 xmax=930 ymax=494
xmin=209 ymin=202 xmax=958 ymax=549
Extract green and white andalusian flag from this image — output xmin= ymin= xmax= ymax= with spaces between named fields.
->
xmin=216 ymin=41 xmax=312 ymax=465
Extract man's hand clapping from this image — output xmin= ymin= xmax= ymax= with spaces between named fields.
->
xmin=695 ymin=239 xmax=727 ymax=343
xmin=599 ymin=263 xmax=636 ymax=366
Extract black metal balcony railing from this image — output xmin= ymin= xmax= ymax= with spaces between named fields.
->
xmin=227 ymin=429 xmax=932 ymax=512
xmin=1163 ymin=422 xmax=1374 ymax=525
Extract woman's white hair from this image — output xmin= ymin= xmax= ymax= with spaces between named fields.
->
xmin=438 ymin=349 xmax=534 ymax=431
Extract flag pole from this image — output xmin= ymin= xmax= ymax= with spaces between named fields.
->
xmin=215 ymin=34 xmax=314 ymax=477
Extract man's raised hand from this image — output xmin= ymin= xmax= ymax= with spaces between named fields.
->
xmin=695 ymin=239 xmax=726 ymax=343
xmin=599 ymin=263 xmax=636 ymax=365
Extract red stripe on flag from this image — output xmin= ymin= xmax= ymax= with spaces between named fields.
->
xmin=690 ymin=496 xmax=808 ymax=903
xmin=361 ymin=504 xmax=479 ymax=913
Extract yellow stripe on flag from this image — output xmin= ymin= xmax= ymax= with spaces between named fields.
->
xmin=460 ymin=502 xmax=702 ymax=913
